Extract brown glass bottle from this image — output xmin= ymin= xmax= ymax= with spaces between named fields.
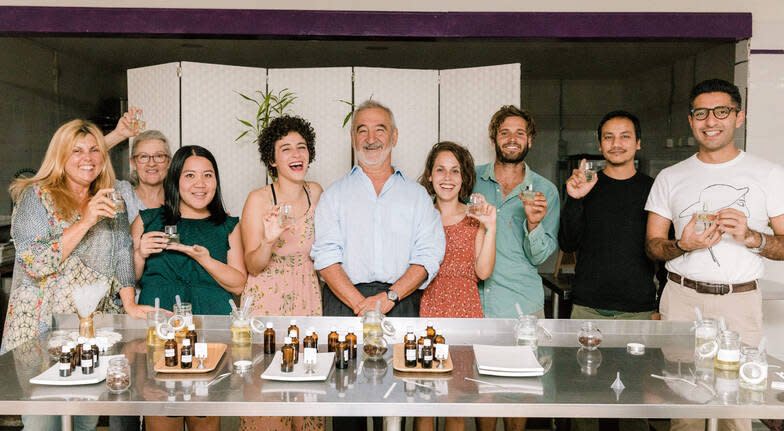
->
xmin=303 ymin=330 xmax=317 ymax=365
xmin=346 ymin=330 xmax=358 ymax=360
xmin=164 ymin=334 xmax=178 ymax=367
xmin=74 ymin=341 xmax=83 ymax=368
xmin=181 ymin=338 xmax=193 ymax=369
xmin=186 ymin=324 xmax=198 ymax=347
xmin=404 ymin=333 xmax=417 ymax=368
xmin=59 ymin=346 xmax=72 ymax=377
xmin=263 ymin=322 xmax=276 ymax=354
xmin=434 ymin=332 xmax=446 ymax=345
xmin=335 ymin=334 xmax=349 ymax=369
xmin=289 ymin=330 xmax=300 ymax=364
xmin=425 ymin=322 xmax=436 ymax=340
xmin=89 ymin=339 xmax=100 ymax=368
xmin=327 ymin=327 xmax=339 ymax=352
xmin=308 ymin=327 xmax=319 ymax=347
xmin=81 ymin=343 xmax=94 ymax=375
xmin=287 ymin=320 xmax=300 ymax=341
xmin=281 ymin=337 xmax=295 ymax=373
xmin=68 ymin=342 xmax=77 ymax=371
xmin=417 ymin=334 xmax=426 ymax=363
xmin=422 ymin=339 xmax=434 ymax=369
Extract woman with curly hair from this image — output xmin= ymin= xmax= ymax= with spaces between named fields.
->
xmin=239 ymin=115 xmax=324 ymax=431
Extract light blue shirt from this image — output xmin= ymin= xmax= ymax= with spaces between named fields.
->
xmin=312 ymin=165 xmax=445 ymax=288
xmin=473 ymin=163 xmax=560 ymax=317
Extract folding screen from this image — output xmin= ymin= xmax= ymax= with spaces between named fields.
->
xmin=268 ymin=67 xmax=353 ymax=190
xmin=127 ymin=62 xmax=182 ymax=149
xmin=180 ymin=62 xmax=267 ymax=217
xmin=440 ymin=64 xmax=521 ymax=167
xmin=354 ymin=67 xmax=440 ymax=181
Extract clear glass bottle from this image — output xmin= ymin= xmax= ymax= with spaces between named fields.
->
xmin=362 ymin=328 xmax=388 ymax=361
xmin=577 ymin=322 xmax=602 ymax=351
xmin=694 ymin=319 xmax=719 ymax=368
xmin=106 ymin=357 xmax=131 ymax=393
xmin=172 ymin=302 xmax=193 ymax=339
xmin=739 ymin=347 xmax=767 ymax=390
xmin=515 ymin=315 xmax=538 ymax=348
xmin=231 ymin=311 xmax=252 ymax=346
xmin=715 ymin=330 xmax=741 ymax=371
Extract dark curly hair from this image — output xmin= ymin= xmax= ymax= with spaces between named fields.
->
xmin=488 ymin=105 xmax=536 ymax=144
xmin=419 ymin=141 xmax=476 ymax=204
xmin=257 ymin=115 xmax=316 ymax=178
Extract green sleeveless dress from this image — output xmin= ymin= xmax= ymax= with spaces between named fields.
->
xmin=138 ymin=207 xmax=238 ymax=315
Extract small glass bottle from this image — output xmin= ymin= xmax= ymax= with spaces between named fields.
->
xmin=89 ymin=338 xmax=100 ymax=368
xmin=346 ymin=329 xmax=358 ymax=360
xmin=289 ymin=330 xmax=300 ymax=364
xmin=186 ymin=323 xmax=198 ymax=347
xmin=434 ymin=332 xmax=446 ymax=345
xmin=59 ymin=345 xmax=72 ymax=377
xmin=264 ymin=322 xmax=276 ymax=354
xmin=164 ymin=334 xmax=178 ymax=367
xmin=231 ymin=313 xmax=252 ymax=346
xmin=425 ymin=321 xmax=436 ymax=340
xmin=181 ymin=338 xmax=193 ymax=369
xmin=68 ymin=341 xmax=77 ymax=372
xmin=308 ymin=327 xmax=319 ymax=347
xmin=303 ymin=330 xmax=318 ymax=366
xmin=417 ymin=333 xmax=426 ymax=363
xmin=694 ymin=319 xmax=719 ymax=368
xmin=281 ymin=337 xmax=295 ymax=373
xmin=74 ymin=337 xmax=86 ymax=367
xmin=715 ymin=330 xmax=741 ymax=371
xmin=106 ymin=357 xmax=131 ymax=393
xmin=327 ymin=327 xmax=339 ymax=352
xmin=336 ymin=334 xmax=349 ymax=369
xmin=81 ymin=343 xmax=94 ymax=375
xmin=404 ymin=333 xmax=417 ymax=368
xmin=577 ymin=322 xmax=603 ymax=351
xmin=739 ymin=347 xmax=767 ymax=391
xmin=288 ymin=319 xmax=300 ymax=340
xmin=422 ymin=339 xmax=434 ymax=369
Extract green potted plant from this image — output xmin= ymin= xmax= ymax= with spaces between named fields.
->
xmin=235 ymin=88 xmax=297 ymax=144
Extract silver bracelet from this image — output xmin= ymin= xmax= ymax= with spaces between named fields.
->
xmin=748 ymin=231 xmax=767 ymax=254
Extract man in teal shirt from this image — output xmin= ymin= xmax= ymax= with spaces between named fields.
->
xmin=473 ymin=105 xmax=560 ymax=318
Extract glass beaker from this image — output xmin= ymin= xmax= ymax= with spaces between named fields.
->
xmin=362 ymin=328 xmax=388 ymax=361
xmin=739 ymin=347 xmax=767 ymax=391
xmin=715 ymin=330 xmax=741 ymax=371
xmin=231 ymin=311 xmax=252 ymax=346
xmin=172 ymin=302 xmax=193 ymax=339
xmin=146 ymin=310 xmax=166 ymax=347
xmin=362 ymin=309 xmax=395 ymax=340
xmin=106 ymin=357 xmax=131 ymax=393
xmin=694 ymin=319 xmax=719 ymax=367
xmin=515 ymin=314 xmax=538 ymax=348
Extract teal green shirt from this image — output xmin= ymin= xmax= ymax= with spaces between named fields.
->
xmin=473 ymin=163 xmax=560 ymax=317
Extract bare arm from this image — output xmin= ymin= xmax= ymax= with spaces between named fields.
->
xmin=356 ymin=265 xmax=428 ymax=315
xmin=472 ymin=203 xmax=497 ymax=280
xmin=319 ymin=263 xmax=366 ymax=315
xmin=131 ymin=216 xmax=168 ymax=280
xmin=717 ymin=210 xmax=784 ymax=260
xmin=241 ymin=189 xmax=278 ymax=275
xmin=760 ymin=214 xmax=784 ymax=259
xmin=104 ymin=107 xmax=141 ymax=149
xmin=170 ymin=224 xmax=247 ymax=295
xmin=646 ymin=211 xmax=721 ymax=261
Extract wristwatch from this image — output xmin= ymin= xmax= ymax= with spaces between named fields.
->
xmin=386 ymin=289 xmax=399 ymax=304
xmin=748 ymin=231 xmax=767 ymax=254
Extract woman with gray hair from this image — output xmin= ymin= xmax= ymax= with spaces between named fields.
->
xmin=112 ymin=129 xmax=171 ymax=223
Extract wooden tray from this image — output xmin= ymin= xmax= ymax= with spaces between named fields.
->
xmin=391 ymin=343 xmax=453 ymax=373
xmin=154 ymin=343 xmax=226 ymax=374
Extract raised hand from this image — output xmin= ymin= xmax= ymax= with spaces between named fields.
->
xmin=82 ymin=188 xmax=116 ymax=227
xmin=138 ymin=231 xmax=169 ymax=259
xmin=522 ymin=192 xmax=548 ymax=230
xmin=565 ymin=159 xmax=598 ymax=199
xmin=679 ymin=214 xmax=722 ymax=251
xmin=468 ymin=202 xmax=497 ymax=231
xmin=262 ymin=204 xmax=293 ymax=244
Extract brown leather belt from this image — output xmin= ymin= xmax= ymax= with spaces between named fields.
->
xmin=668 ymin=273 xmax=757 ymax=295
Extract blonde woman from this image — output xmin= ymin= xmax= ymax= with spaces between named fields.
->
xmin=2 ymin=120 xmax=154 ymax=430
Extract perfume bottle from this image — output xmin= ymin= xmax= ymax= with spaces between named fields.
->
xmin=336 ymin=334 xmax=349 ymax=369
xmin=422 ymin=339 xmax=434 ymax=369
xmin=81 ymin=343 xmax=94 ymax=375
xmin=327 ymin=327 xmax=339 ymax=353
xmin=181 ymin=338 xmax=193 ymax=369
xmin=404 ymin=333 xmax=417 ymax=368
xmin=346 ymin=329 xmax=358 ymax=360
xmin=59 ymin=346 xmax=72 ymax=377
xmin=264 ymin=322 xmax=276 ymax=354
xmin=164 ymin=334 xmax=178 ymax=367
xmin=281 ymin=337 xmax=295 ymax=373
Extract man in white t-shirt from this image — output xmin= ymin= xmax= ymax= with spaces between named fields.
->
xmin=645 ymin=79 xmax=784 ymax=431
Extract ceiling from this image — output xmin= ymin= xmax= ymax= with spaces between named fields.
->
xmin=27 ymin=36 xmax=729 ymax=79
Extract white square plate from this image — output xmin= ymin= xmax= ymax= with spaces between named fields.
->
xmin=261 ymin=352 xmax=335 ymax=382
xmin=30 ymin=355 xmax=124 ymax=386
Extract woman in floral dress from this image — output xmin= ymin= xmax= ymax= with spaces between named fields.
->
xmin=240 ymin=115 xmax=323 ymax=431
xmin=2 ymin=119 xmax=154 ymax=430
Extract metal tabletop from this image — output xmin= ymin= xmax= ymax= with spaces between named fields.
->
xmin=0 ymin=315 xmax=783 ymax=420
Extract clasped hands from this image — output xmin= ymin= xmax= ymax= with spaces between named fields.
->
xmin=678 ymin=207 xmax=761 ymax=252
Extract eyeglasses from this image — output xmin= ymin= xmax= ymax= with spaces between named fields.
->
xmin=690 ymin=106 xmax=738 ymax=121
xmin=134 ymin=153 xmax=169 ymax=164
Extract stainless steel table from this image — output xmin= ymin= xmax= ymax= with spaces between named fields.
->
xmin=1 ymin=315 xmax=782 ymax=431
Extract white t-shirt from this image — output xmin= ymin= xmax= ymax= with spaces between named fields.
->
xmin=645 ymin=151 xmax=784 ymax=283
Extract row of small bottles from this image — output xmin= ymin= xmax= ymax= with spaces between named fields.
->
xmin=163 ymin=324 xmax=199 ymax=368
xmin=268 ymin=320 xmax=361 ymax=373
xmin=59 ymin=337 xmax=101 ymax=377
xmin=403 ymin=322 xmax=445 ymax=369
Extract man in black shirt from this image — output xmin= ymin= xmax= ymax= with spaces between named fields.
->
xmin=559 ymin=110 xmax=656 ymax=320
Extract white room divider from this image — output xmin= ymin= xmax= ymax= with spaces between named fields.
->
xmin=440 ymin=63 xmax=522 ymax=167
xmin=268 ymin=67 xmax=353 ymax=190
xmin=354 ymin=67 xmax=439 ymax=182
xmin=180 ymin=62 xmax=267 ymax=217
xmin=127 ymin=62 xmax=182 ymax=149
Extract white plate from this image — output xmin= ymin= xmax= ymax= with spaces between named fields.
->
xmin=30 ymin=355 xmax=124 ymax=386
xmin=472 ymin=345 xmax=544 ymax=374
xmin=261 ymin=352 xmax=335 ymax=382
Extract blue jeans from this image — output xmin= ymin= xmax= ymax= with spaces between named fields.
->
xmin=22 ymin=415 xmax=99 ymax=431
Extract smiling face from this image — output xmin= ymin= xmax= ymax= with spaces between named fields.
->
xmin=428 ymin=150 xmax=463 ymax=203
xmin=352 ymin=107 xmax=398 ymax=169
xmin=272 ymin=132 xmax=309 ymax=181
xmin=599 ymin=117 xmax=640 ymax=168
xmin=132 ymin=138 xmax=170 ymax=187
xmin=64 ymin=134 xmax=105 ymax=190
xmin=689 ymin=91 xmax=745 ymax=155
xmin=178 ymin=155 xmax=217 ymax=217
xmin=494 ymin=116 xmax=531 ymax=164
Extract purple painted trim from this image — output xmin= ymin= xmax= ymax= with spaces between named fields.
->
xmin=750 ymin=49 xmax=784 ymax=55
xmin=0 ymin=7 xmax=751 ymax=40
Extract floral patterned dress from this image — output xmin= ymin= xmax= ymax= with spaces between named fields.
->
xmin=420 ymin=216 xmax=484 ymax=318
xmin=1 ymin=185 xmax=132 ymax=353
xmin=240 ymin=185 xmax=323 ymax=431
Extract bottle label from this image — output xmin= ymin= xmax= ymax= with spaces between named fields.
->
xmin=59 ymin=363 xmax=70 ymax=370
xmin=406 ymin=349 xmax=416 ymax=361
xmin=343 ymin=350 xmax=349 ymax=362
xmin=182 ymin=355 xmax=192 ymax=363
xmin=81 ymin=359 xmax=93 ymax=367
xmin=424 ymin=354 xmax=433 ymax=361
xmin=165 ymin=349 xmax=175 ymax=357
xmin=304 ymin=347 xmax=317 ymax=363
xmin=717 ymin=348 xmax=740 ymax=362
xmin=418 ymin=345 xmax=423 ymax=357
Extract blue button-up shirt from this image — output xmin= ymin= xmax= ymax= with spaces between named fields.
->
xmin=473 ymin=163 xmax=560 ymax=317
xmin=312 ymin=165 xmax=445 ymax=288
